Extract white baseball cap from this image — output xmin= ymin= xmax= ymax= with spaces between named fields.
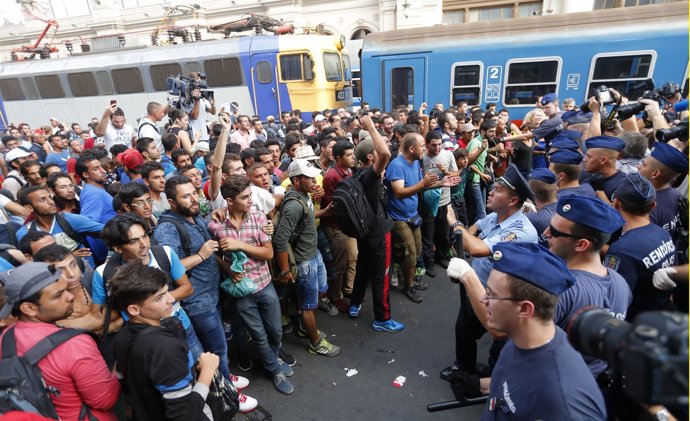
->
xmin=288 ymin=159 xmax=322 ymax=178
xmin=5 ymin=148 xmax=31 ymax=163
xmin=294 ymin=145 xmax=318 ymax=160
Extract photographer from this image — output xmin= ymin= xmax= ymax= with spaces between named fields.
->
xmin=187 ymin=72 xmax=216 ymax=142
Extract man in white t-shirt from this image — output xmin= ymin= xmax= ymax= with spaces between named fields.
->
xmin=187 ymin=72 xmax=216 ymax=141
xmin=95 ymin=103 xmax=136 ymax=151
xmin=138 ymin=102 xmax=167 ymax=154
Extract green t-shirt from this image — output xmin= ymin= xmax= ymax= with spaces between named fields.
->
xmin=466 ymin=135 xmax=487 ymax=183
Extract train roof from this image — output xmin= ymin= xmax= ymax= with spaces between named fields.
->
xmin=0 ymin=33 xmax=341 ymax=77
xmin=363 ymin=2 xmax=688 ymax=52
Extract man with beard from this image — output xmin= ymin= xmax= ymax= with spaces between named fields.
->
xmin=465 ymin=120 xmax=495 ymax=225
xmin=95 ymin=103 xmax=137 ymax=151
xmin=180 ymin=165 xmax=211 ymax=217
xmin=17 ymin=186 xmax=104 ymax=268
xmin=152 ymin=175 xmax=232 ymax=379
xmin=47 ymin=172 xmax=80 ymax=214
xmin=20 ymin=160 xmax=45 ymax=188
xmin=76 ymin=151 xmax=117 ymax=225
xmin=0 ymin=262 xmax=121 ymax=420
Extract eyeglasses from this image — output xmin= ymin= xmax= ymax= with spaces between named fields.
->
xmin=131 ymin=198 xmax=154 ymax=208
xmin=548 ymin=224 xmax=593 ymax=242
xmin=483 ymin=287 xmax=522 ymax=302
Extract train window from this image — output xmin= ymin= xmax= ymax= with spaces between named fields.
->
xmin=204 ymin=58 xmax=243 ymax=87
xmin=95 ymin=71 xmax=114 ymax=95
xmin=112 ymin=68 xmax=145 ymax=94
xmin=504 ymin=59 xmax=560 ymax=106
xmin=587 ymin=52 xmax=655 ymax=101
xmin=184 ymin=62 xmax=202 ymax=75
xmin=352 ymin=70 xmax=361 ymax=99
xmin=35 ymin=75 xmax=65 ymax=99
xmin=450 ymin=63 xmax=482 ymax=107
xmin=279 ymin=54 xmax=303 ymax=80
xmin=150 ymin=63 xmax=183 ymax=91
xmin=256 ymin=61 xmax=273 ymax=84
xmin=21 ymin=78 xmax=39 ymax=100
xmin=68 ymin=72 xmax=99 ymax=97
xmin=324 ymin=52 xmax=342 ymax=82
xmin=342 ymin=54 xmax=352 ymax=81
xmin=391 ymin=67 xmax=414 ymax=109
xmin=0 ymin=78 xmax=24 ymax=101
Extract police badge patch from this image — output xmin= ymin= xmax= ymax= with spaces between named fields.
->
xmin=500 ymin=232 xmax=518 ymax=242
xmin=604 ymin=255 xmax=621 ymax=271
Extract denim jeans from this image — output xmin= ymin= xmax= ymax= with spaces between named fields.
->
xmin=234 ymin=283 xmax=283 ymax=374
xmin=185 ymin=323 xmax=205 ymax=362
xmin=468 ymin=182 xmax=486 ymax=225
xmin=296 ymin=250 xmax=329 ymax=310
xmin=189 ymin=309 xmax=230 ymax=380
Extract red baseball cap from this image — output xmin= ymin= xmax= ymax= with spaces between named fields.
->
xmin=117 ymin=149 xmax=144 ymax=172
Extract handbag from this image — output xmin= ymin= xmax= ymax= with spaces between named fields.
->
xmin=206 ymin=370 xmax=240 ymax=420
xmin=405 ymin=214 xmax=423 ymax=229
xmin=220 ymin=276 xmax=257 ymax=298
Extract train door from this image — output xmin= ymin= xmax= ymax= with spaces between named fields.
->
xmin=249 ymin=53 xmax=280 ymax=120
xmin=382 ymin=58 xmax=425 ymax=111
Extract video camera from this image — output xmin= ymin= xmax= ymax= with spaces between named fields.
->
xmin=615 ymin=79 xmax=667 ymax=121
xmin=568 ymin=308 xmax=688 ymax=418
xmin=165 ymin=73 xmax=213 ymax=111
xmin=656 ymin=119 xmax=689 ymax=143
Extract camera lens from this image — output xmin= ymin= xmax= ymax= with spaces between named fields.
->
xmin=567 ymin=307 xmax=632 ymax=365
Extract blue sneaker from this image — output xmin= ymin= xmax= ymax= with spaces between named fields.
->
xmin=349 ymin=304 xmax=361 ymax=318
xmin=372 ymin=319 xmax=404 ymax=333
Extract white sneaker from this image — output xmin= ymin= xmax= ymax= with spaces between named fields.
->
xmin=230 ymin=373 xmax=249 ymax=390
xmin=391 ymin=264 xmax=399 ymax=287
xmin=238 ymin=393 xmax=258 ymax=413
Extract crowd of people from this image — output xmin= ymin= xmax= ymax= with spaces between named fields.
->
xmin=0 ymin=78 xmax=687 ymax=420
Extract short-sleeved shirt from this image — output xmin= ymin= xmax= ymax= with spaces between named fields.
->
xmin=273 ymin=191 xmax=317 ymax=263
xmin=471 ymin=211 xmax=538 ymax=284
xmin=230 ymin=130 xmax=256 ymax=151
xmin=555 ymin=268 xmax=632 ymax=376
xmin=321 ymin=165 xmax=352 ymax=228
xmin=450 ymin=167 xmax=469 ymax=201
xmin=189 ymin=99 xmax=212 ymax=141
xmin=526 ymin=202 xmax=557 ymax=247
xmin=586 ymin=170 xmax=626 ymax=200
xmin=45 ymin=150 xmax=70 ymax=172
xmin=531 ymin=117 xmax=564 ymax=146
xmin=385 ymin=154 xmax=423 ymax=221
xmin=209 ymin=209 xmax=272 ymax=292
xmin=466 ymin=135 xmax=487 ymax=184
xmin=356 ymin=166 xmax=394 ymax=240
xmin=556 ymin=183 xmax=597 ymax=199
xmin=481 ymin=328 xmax=607 ymax=421
xmin=103 ymin=122 xmax=136 ymax=151
xmin=152 ymin=212 xmax=222 ymax=317
xmin=650 ymin=186 xmax=681 ymax=244
xmin=137 ymin=118 xmax=163 ymax=154
xmin=604 ymin=223 xmax=676 ymax=320
xmin=80 ymin=183 xmax=117 ymax=225
xmin=423 ymin=149 xmax=457 ymax=206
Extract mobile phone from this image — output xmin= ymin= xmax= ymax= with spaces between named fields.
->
xmin=110 ymin=99 xmax=117 ymax=106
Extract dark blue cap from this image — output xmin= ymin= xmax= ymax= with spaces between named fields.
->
xmin=491 ymin=242 xmax=575 ymax=296
xmin=529 ymin=168 xmax=556 ymax=184
xmin=584 ymin=135 xmax=626 ymax=152
xmin=556 ymin=195 xmax=624 ymax=233
xmin=549 ymin=137 xmax=580 ymax=151
xmin=541 ymin=93 xmax=558 ymax=105
xmin=561 ymin=110 xmax=593 ymax=125
xmin=553 ymin=129 xmax=582 ymax=142
xmin=650 ymin=142 xmax=688 ymax=174
xmin=613 ymin=173 xmax=656 ymax=204
xmin=496 ymin=163 xmax=535 ymax=202
xmin=549 ymin=148 xmax=583 ymax=165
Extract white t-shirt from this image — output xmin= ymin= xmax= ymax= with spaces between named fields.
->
xmin=210 ymin=184 xmax=275 ymax=215
xmin=189 ymin=99 xmax=212 ymax=141
xmin=137 ymin=117 xmax=163 ymax=154
xmin=103 ymin=122 xmax=136 ymax=151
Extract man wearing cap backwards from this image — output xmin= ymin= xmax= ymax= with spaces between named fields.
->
xmin=448 ymin=243 xmax=607 ymax=420
xmin=526 ymin=168 xmax=558 ymax=248
xmin=273 ymin=158 xmax=341 ymax=357
xmin=3 ymin=147 xmax=31 ymax=199
xmin=0 ymin=262 xmax=121 ymax=420
xmin=582 ymin=135 xmax=627 ymax=202
xmin=605 ymin=174 xmax=676 ymax=321
xmin=545 ymin=195 xmax=631 ymax=378
xmin=549 ymin=148 xmax=597 ymax=199
xmin=447 ymin=164 xmax=538 ymax=382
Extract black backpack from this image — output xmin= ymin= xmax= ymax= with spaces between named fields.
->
xmin=0 ymin=326 xmax=95 ymax=419
xmin=332 ymin=172 xmax=376 ymax=239
xmin=27 ymin=213 xmax=96 ymax=249
xmin=155 ymin=215 xmax=194 ymax=257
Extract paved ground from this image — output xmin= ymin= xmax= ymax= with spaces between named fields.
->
xmin=231 ymin=265 xmax=490 ymax=421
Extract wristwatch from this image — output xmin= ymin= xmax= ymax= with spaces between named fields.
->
xmin=279 ymin=270 xmax=291 ymax=277
xmin=451 ymin=221 xmax=464 ymax=230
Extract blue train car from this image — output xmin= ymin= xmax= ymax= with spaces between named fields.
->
xmin=361 ymin=3 xmax=688 ymax=119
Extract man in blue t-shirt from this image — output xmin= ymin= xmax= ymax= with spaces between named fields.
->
xmin=545 ymin=195 xmax=631 ymax=377
xmin=45 ymin=134 xmax=70 ymax=172
xmin=605 ymin=174 xmax=676 ymax=321
xmin=447 ymin=242 xmax=606 ymax=420
xmin=385 ymin=132 xmax=439 ymax=303
xmin=76 ymin=151 xmax=117 ymax=225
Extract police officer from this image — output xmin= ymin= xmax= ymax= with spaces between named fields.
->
xmin=527 ymin=168 xmax=558 ymax=248
xmin=548 ymin=148 xmax=597 ymax=198
xmin=443 ymin=163 xmax=538 ymax=385
xmin=545 ymin=195 xmax=631 ymax=378
xmin=582 ymin=135 xmax=627 ymax=202
xmin=448 ymin=242 xmax=607 ymax=420
xmin=605 ymin=173 xmax=676 ymax=321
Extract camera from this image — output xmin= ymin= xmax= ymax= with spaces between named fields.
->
xmin=165 ymin=73 xmax=214 ymax=111
xmin=615 ymin=79 xmax=664 ymax=121
xmin=656 ymin=119 xmax=688 ymax=143
xmin=580 ymin=85 xmax=614 ymax=112
xmin=568 ymin=307 xmax=688 ymax=416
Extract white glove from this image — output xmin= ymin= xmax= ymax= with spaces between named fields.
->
xmin=447 ymin=258 xmax=472 ymax=282
xmin=652 ymin=267 xmax=677 ymax=290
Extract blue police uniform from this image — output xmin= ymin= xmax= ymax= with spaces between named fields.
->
xmin=527 ymin=169 xmax=557 ymax=247
xmin=556 ymin=183 xmax=596 ymax=198
xmin=481 ymin=242 xmax=607 ymax=421
xmin=583 ymin=136 xmax=627 ymax=200
xmin=650 ymin=187 xmax=681 ymax=242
